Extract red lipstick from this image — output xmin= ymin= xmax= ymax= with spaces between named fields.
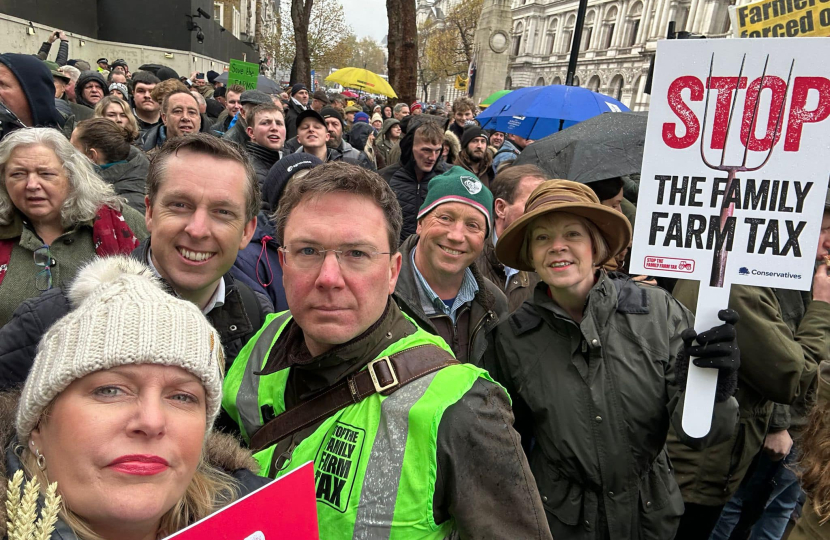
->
xmin=108 ymin=455 xmax=169 ymax=476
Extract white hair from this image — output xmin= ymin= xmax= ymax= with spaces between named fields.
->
xmin=0 ymin=128 xmax=120 ymax=227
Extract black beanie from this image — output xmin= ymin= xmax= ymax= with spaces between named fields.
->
xmin=460 ymin=125 xmax=489 ymax=149
xmin=262 ymin=152 xmax=324 ymax=213
xmin=320 ymin=106 xmax=344 ymax=124
xmin=156 ymin=66 xmax=180 ymax=81
xmin=290 ymin=83 xmax=308 ymax=96
xmin=0 ymin=54 xmax=60 ymax=127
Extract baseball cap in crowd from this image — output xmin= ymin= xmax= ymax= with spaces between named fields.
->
xmin=296 ymin=108 xmax=326 ymax=129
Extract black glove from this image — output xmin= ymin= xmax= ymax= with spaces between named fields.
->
xmin=675 ymin=308 xmax=740 ymax=402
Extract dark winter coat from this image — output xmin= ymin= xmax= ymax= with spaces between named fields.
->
xmin=140 ymin=123 xmax=166 ymax=151
xmin=668 ymin=282 xmax=829 ymax=505
xmin=245 ymin=142 xmax=282 ymax=188
xmin=222 ymin=116 xmax=249 ymax=146
xmin=36 ymin=40 xmax=68 ymax=66
xmin=347 ymin=122 xmax=374 ymax=152
xmin=334 ymin=138 xmax=375 ymax=170
xmin=283 ymin=99 xmax=305 ymax=140
xmin=0 ymin=390 xmax=270 ymax=540
xmin=98 ymin=146 xmax=150 ymax=214
xmin=379 ymin=127 xmax=448 ymax=245
xmin=0 ymin=241 xmax=274 ymax=389
xmin=209 ymin=110 xmax=232 ymax=136
xmin=394 ymin=235 xmax=507 ymax=365
xmin=475 ymin=237 xmax=540 ymax=313
xmin=485 ymin=273 xmax=740 ymax=540
xmin=231 ymin=213 xmax=286 ymax=313
xmin=74 ymin=70 xmax=108 ymax=110
xmin=0 ymin=54 xmax=63 ymax=139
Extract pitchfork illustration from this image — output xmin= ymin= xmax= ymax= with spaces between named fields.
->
xmin=700 ymin=53 xmax=795 ymax=287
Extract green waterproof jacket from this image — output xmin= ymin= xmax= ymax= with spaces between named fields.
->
xmin=484 ymin=272 xmax=739 ymax=540
xmin=668 ymin=282 xmax=830 ymax=506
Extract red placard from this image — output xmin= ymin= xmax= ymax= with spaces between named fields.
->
xmin=165 ymin=462 xmax=319 ymax=540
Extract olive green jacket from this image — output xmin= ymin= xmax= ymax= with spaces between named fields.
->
xmin=0 ymin=206 xmax=147 ymax=327
xmin=668 ymin=282 xmax=830 ymax=506
xmin=484 ymin=273 xmax=739 ymax=540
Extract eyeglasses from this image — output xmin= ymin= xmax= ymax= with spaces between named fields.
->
xmin=33 ymin=245 xmax=56 ymax=291
xmin=279 ymin=244 xmax=392 ymax=272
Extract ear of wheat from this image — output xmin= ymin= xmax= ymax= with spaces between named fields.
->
xmin=5 ymin=471 xmax=62 ymax=540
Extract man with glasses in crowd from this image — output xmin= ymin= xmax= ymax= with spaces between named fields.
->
xmin=222 ymin=161 xmax=552 ymax=540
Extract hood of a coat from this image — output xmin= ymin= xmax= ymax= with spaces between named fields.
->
xmin=0 ymin=54 xmax=61 ymax=128
xmin=443 ymin=130 xmax=461 ymax=161
xmin=75 ymin=70 xmax=108 ymax=109
xmin=348 ymin=122 xmax=375 ymax=153
xmin=379 ymin=118 xmax=400 ymax=138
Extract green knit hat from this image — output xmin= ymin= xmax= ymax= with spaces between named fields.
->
xmin=418 ymin=166 xmax=493 ymax=237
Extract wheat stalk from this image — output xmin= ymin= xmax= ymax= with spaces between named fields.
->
xmin=11 ymin=475 xmax=40 ymax=540
xmin=33 ymin=482 xmax=61 ymax=540
xmin=5 ymin=469 xmax=24 ymax=539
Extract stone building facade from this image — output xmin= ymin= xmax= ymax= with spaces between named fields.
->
xmin=506 ymin=0 xmax=735 ymax=110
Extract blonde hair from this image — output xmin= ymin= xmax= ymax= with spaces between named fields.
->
xmin=0 ymin=128 xmax=120 ymax=227
xmin=18 ymin=447 xmax=239 ymax=540
xmin=93 ymin=96 xmax=140 ymax=141
xmin=522 ymin=212 xmax=610 ymax=270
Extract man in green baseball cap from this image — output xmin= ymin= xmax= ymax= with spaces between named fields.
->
xmin=393 ymin=165 xmax=508 ymax=365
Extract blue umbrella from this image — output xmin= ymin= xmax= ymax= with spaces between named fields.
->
xmin=476 ymin=85 xmax=629 ymax=140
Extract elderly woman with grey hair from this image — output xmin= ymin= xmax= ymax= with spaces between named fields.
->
xmin=0 ymin=127 xmax=147 ymax=326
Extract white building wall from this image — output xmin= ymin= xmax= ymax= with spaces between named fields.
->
xmin=506 ymin=0 xmax=735 ymax=110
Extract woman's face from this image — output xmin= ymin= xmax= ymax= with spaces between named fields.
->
xmin=389 ymin=125 xmax=401 ymax=138
xmin=110 ymin=90 xmax=126 ymax=101
xmin=372 ymin=120 xmax=382 ymax=130
xmin=4 ymin=144 xmax=70 ymax=228
xmin=600 ymin=187 xmax=625 ymax=214
xmin=529 ymin=212 xmax=596 ymax=297
xmin=30 ymin=364 xmax=206 ymax=536
xmin=103 ymin=103 xmax=129 ymax=127
xmin=384 ymin=106 xmax=392 ymax=117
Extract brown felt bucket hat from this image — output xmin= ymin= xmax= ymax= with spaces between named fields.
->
xmin=495 ymin=179 xmax=632 ymax=272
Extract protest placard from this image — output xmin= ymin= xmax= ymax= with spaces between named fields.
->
xmin=228 ymin=59 xmax=260 ymax=91
xmin=165 ymin=461 xmax=319 ymax=540
xmin=729 ymin=0 xmax=830 ymax=37
xmin=629 ymin=37 xmax=830 ymax=437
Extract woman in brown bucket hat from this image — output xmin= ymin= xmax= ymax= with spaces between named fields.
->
xmin=484 ymin=179 xmax=742 ymax=540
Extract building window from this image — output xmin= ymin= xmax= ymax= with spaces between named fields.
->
xmin=513 ymin=22 xmax=524 ymax=56
xmin=214 ymin=2 xmax=224 ymax=26
xmin=562 ymin=14 xmax=576 ymax=53
xmin=505 ymin=76 xmax=513 ymax=89
xmin=610 ymin=74 xmax=624 ymax=100
xmin=587 ymin=75 xmax=600 ymax=91
xmin=232 ymin=7 xmax=241 ymax=38
xmin=536 ymin=76 xmax=546 ymax=86
xmin=573 ymin=75 xmax=580 ymax=86
xmin=552 ymin=76 xmax=562 ymax=85
xmin=581 ymin=11 xmax=595 ymax=51
xmin=626 ymin=2 xmax=643 ymax=46
xmin=602 ymin=7 xmax=617 ymax=49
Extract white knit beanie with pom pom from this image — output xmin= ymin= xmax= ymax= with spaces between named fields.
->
xmin=16 ymin=256 xmax=225 ymax=443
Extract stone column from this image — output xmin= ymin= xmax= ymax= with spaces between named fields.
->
xmin=687 ymin=0 xmax=702 ymax=31
xmin=613 ymin=0 xmax=627 ymax=47
xmin=649 ymin=0 xmax=666 ymax=37
xmin=639 ymin=0 xmax=654 ymax=42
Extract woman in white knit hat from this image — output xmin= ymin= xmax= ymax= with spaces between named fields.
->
xmin=1 ymin=256 xmax=269 ymax=540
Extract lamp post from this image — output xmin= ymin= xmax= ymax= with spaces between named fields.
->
xmin=564 ymin=0 xmax=588 ymax=86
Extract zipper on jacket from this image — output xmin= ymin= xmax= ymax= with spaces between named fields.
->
xmin=468 ymin=311 xmax=496 ymax=361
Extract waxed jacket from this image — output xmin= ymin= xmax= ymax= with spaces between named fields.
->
xmin=393 ymin=234 xmax=508 ymax=366
xmin=485 ymin=273 xmax=740 ymax=540
xmin=0 ymin=206 xmax=147 ymax=327
xmin=475 ymin=236 xmax=540 ymax=313
xmin=668 ymin=282 xmax=830 ymax=505
xmin=0 ymin=391 xmax=269 ymax=540
xmin=98 ymin=146 xmax=150 ymax=214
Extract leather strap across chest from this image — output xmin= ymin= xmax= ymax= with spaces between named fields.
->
xmin=249 ymin=344 xmax=458 ymax=452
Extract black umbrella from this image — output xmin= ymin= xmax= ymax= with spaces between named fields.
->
xmin=514 ymin=111 xmax=648 ymax=184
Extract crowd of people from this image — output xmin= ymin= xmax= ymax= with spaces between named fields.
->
xmin=0 ymin=30 xmax=827 ymax=540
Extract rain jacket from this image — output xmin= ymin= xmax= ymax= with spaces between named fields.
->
xmin=485 ymin=273 xmax=740 ymax=540
xmin=394 ymin=234 xmax=508 ymax=365
xmin=97 ymin=146 xmax=150 ymax=214
xmin=373 ymin=118 xmax=400 ymax=170
xmin=379 ymin=128 xmax=449 ymax=245
xmin=230 ymin=213 xmax=287 ymax=313
xmin=245 ymin=142 xmax=282 ymax=188
xmin=668 ymin=282 xmax=829 ymax=505
xmin=0 ymin=391 xmax=269 ymax=540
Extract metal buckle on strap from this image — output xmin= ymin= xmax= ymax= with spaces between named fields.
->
xmin=367 ymin=356 xmax=399 ymax=393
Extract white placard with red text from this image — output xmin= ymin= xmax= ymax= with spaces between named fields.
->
xmin=630 ymin=37 xmax=830 ymax=437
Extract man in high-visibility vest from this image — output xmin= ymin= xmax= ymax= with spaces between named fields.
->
xmin=222 ymin=161 xmax=552 ymax=539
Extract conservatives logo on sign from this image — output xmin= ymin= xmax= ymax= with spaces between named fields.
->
xmin=738 ymin=267 xmax=802 ymax=280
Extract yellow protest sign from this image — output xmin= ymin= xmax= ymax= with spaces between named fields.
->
xmin=454 ymin=75 xmax=468 ymax=91
xmin=729 ymin=0 xmax=830 ymax=37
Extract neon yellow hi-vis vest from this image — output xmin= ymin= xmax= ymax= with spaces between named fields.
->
xmin=222 ymin=311 xmax=495 ymax=540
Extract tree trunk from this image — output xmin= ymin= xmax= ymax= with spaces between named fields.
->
xmin=291 ymin=0 xmax=313 ymax=85
xmin=387 ymin=0 xmax=417 ymax=104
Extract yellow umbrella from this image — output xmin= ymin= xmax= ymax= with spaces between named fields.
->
xmin=325 ymin=67 xmax=398 ymax=98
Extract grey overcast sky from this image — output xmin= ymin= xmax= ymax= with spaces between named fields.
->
xmin=339 ymin=0 xmax=388 ymax=41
